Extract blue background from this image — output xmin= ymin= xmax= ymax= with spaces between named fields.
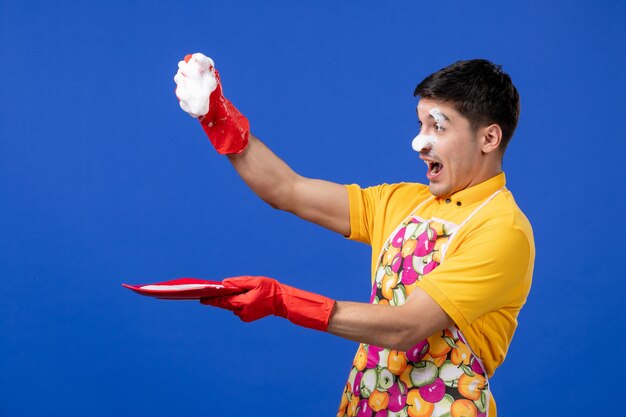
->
xmin=1 ymin=1 xmax=624 ymax=415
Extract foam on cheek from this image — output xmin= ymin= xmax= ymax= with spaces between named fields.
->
xmin=174 ymin=53 xmax=218 ymax=118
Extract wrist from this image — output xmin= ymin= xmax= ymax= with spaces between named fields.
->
xmin=280 ymin=283 xmax=336 ymax=332
xmin=199 ymin=96 xmax=250 ymax=155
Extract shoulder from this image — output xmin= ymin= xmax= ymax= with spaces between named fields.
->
xmin=474 ymin=188 xmax=532 ymax=229
xmin=458 ymin=188 xmax=535 ymax=256
xmin=470 ymin=188 xmax=534 ymax=243
xmin=346 ymin=182 xmax=431 ymax=205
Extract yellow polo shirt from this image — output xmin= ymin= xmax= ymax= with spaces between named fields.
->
xmin=346 ymin=173 xmax=535 ymax=379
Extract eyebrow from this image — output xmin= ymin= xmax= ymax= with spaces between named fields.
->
xmin=429 ymin=112 xmax=450 ymax=122
xmin=418 ymin=108 xmax=451 ymax=123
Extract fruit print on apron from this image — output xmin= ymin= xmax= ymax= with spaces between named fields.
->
xmin=337 ymin=190 xmax=502 ymax=417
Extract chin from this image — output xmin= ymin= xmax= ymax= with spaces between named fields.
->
xmin=428 ymin=183 xmax=451 ymax=198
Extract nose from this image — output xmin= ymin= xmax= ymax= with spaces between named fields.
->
xmin=412 ymin=133 xmax=437 ymax=153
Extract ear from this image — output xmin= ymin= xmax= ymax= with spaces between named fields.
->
xmin=480 ymin=124 xmax=502 ymax=155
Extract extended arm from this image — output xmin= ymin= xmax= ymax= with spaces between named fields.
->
xmin=328 ymin=289 xmax=453 ymax=350
xmin=203 ymin=276 xmax=452 ymax=351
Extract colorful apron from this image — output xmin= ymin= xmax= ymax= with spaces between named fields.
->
xmin=337 ymin=190 xmax=502 ymax=417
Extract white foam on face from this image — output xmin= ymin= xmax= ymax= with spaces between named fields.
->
xmin=430 ymin=108 xmax=445 ymax=124
xmin=140 ymin=284 xmax=224 ymax=291
xmin=174 ymin=53 xmax=218 ymax=118
xmin=412 ymin=134 xmax=438 ymax=152
xmin=412 ymin=107 xmax=445 ymax=152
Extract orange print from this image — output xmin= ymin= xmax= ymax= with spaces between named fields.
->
xmin=458 ymin=373 xmax=486 ymax=401
xmin=430 ymin=222 xmax=444 ymax=237
xmin=354 ymin=346 xmax=367 ymax=371
xmin=427 ymin=329 xmax=455 ymax=358
xmin=382 ymin=246 xmax=401 ymax=266
xmin=451 ymin=399 xmax=477 ymax=417
xmin=406 ymin=389 xmax=435 ymax=417
xmin=347 ymin=395 xmax=359 ymax=417
xmin=368 ymin=390 xmax=389 ymax=412
xmin=388 ymin=350 xmax=408 ymax=375
xmin=381 ymin=273 xmax=399 ymax=300
xmin=430 ymin=239 xmax=443 ymax=263
xmin=337 ymin=383 xmax=350 ymax=415
xmin=400 ymin=364 xmax=414 ymax=388
xmin=402 ymin=238 xmax=417 ymax=257
xmin=421 ymin=353 xmax=446 ymax=368
xmin=451 ymin=341 xmax=472 ymax=366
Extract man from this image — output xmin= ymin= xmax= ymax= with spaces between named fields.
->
xmin=174 ymin=54 xmax=534 ymax=417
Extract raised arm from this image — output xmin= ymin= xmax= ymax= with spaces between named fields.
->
xmin=175 ymin=53 xmax=350 ymax=236
xmin=227 ymin=134 xmax=350 ymax=235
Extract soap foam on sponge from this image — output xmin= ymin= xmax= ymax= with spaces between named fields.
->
xmin=174 ymin=53 xmax=218 ymax=118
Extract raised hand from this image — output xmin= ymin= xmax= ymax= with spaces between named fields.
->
xmin=174 ymin=53 xmax=250 ymax=154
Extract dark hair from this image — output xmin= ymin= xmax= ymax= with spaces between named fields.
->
xmin=414 ymin=59 xmax=520 ymax=154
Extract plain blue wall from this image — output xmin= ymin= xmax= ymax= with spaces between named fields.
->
xmin=1 ymin=1 xmax=624 ymax=415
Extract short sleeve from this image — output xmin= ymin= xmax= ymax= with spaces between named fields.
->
xmin=417 ymin=225 xmax=533 ymax=329
xmin=345 ymin=183 xmax=385 ymax=245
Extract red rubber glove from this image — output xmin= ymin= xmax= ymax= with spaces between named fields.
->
xmin=175 ymin=53 xmax=250 ymax=154
xmin=201 ymin=276 xmax=335 ymax=332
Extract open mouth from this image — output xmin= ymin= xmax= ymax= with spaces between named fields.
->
xmin=429 ymin=162 xmax=443 ymax=174
xmin=426 ymin=161 xmax=443 ymax=178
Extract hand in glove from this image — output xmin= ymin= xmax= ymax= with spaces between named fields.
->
xmin=174 ymin=53 xmax=250 ymax=154
xmin=201 ymin=276 xmax=335 ymax=332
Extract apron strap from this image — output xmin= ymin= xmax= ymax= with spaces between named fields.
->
xmin=440 ymin=188 xmax=503 ymax=263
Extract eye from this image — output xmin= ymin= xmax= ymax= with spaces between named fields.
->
xmin=434 ymin=123 xmax=445 ymax=133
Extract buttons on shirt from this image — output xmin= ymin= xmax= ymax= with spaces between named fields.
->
xmin=443 ymin=198 xmax=462 ymax=207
